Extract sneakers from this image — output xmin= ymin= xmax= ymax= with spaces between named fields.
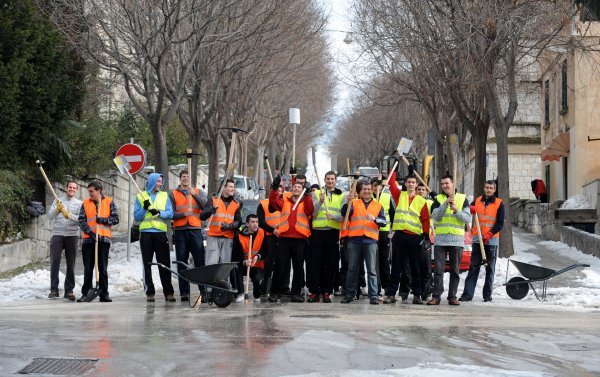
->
xmin=322 ymin=293 xmax=332 ymax=303
xmin=369 ymin=297 xmax=379 ymax=305
xmin=64 ymin=292 xmax=76 ymax=301
xmin=235 ymin=294 xmax=245 ymax=303
xmin=291 ymin=295 xmax=304 ymax=303
xmin=146 ymin=295 xmax=156 ymax=302
xmin=99 ymin=295 xmax=112 ymax=302
xmin=412 ymin=296 xmax=424 ymax=305
xmin=48 ymin=290 xmax=59 ymax=299
xmin=333 ymin=287 xmax=344 ymax=296
xmin=427 ymin=297 xmax=440 ymax=305
xmin=383 ymin=296 xmax=396 ymax=304
xmin=458 ymin=296 xmax=471 ymax=302
xmin=268 ymin=294 xmax=280 ymax=302
xmin=166 ymin=294 xmax=176 ymax=302
xmin=448 ymin=298 xmax=460 ymax=306
xmin=181 ymin=294 xmax=189 ymax=302
xmin=307 ymin=293 xmax=320 ymax=303
xmin=340 ymin=296 xmax=353 ymax=304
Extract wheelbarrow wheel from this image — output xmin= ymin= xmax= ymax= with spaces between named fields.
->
xmin=211 ymin=281 xmax=234 ymax=308
xmin=506 ymin=277 xmax=529 ymax=300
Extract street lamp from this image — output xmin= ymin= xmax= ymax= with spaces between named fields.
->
xmin=289 ymin=107 xmax=300 ymax=174
xmin=325 ymin=29 xmax=354 ymax=44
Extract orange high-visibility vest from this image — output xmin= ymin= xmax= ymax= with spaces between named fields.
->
xmin=278 ymin=197 xmax=311 ymax=238
xmin=82 ymin=197 xmax=112 ymax=239
xmin=238 ymin=229 xmax=265 ymax=269
xmin=207 ymin=196 xmax=240 ymax=238
xmin=260 ymin=199 xmax=280 ymax=236
xmin=348 ymin=199 xmax=381 ymax=241
xmin=472 ymin=196 xmax=503 ymax=239
xmin=172 ymin=188 xmax=202 ymax=228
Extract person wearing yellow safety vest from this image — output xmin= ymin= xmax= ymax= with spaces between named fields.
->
xmin=385 ymin=172 xmax=431 ymax=305
xmin=307 ymin=171 xmax=346 ymax=303
xmin=77 ymin=180 xmax=119 ymax=302
xmin=134 ymin=173 xmax=175 ymax=303
xmin=340 ymin=180 xmax=387 ymax=305
xmin=372 ymin=179 xmax=396 ymax=300
xmin=168 ymin=170 xmax=207 ymax=302
xmin=460 ymin=180 xmax=505 ymax=303
xmin=427 ymin=174 xmax=471 ymax=306
xmin=417 ymin=182 xmax=434 ymax=301
xmin=257 ymin=186 xmax=282 ymax=299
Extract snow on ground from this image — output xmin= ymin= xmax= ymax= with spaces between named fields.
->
xmin=286 ymin=363 xmax=551 ymax=377
xmin=1 ymin=231 xmax=599 ymax=310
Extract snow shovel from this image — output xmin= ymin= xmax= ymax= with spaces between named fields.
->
xmin=85 ymin=196 xmax=102 ymax=302
xmin=244 ymin=235 xmax=253 ymax=303
xmin=472 ymin=212 xmax=495 ymax=268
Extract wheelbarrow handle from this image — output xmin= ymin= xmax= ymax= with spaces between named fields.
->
xmin=172 ymin=260 xmax=194 ymax=269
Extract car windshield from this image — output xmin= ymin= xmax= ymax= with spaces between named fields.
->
xmin=359 ymin=167 xmax=379 ymax=176
xmin=234 ymin=177 xmax=245 ymax=189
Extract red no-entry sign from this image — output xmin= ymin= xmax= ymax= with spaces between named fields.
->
xmin=115 ymin=143 xmax=146 ymax=175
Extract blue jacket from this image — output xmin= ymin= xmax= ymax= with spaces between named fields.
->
xmin=134 ymin=173 xmax=173 ymax=232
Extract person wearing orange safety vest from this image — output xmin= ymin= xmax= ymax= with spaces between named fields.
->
xmin=232 ymin=214 xmax=268 ymax=301
xmin=257 ymin=186 xmax=282 ymax=299
xmin=169 ymin=170 xmax=207 ymax=302
xmin=77 ymin=180 xmax=119 ymax=302
xmin=267 ymin=175 xmax=314 ymax=303
xmin=460 ymin=180 xmax=505 ymax=303
xmin=340 ymin=180 xmax=387 ymax=305
xmin=200 ymin=178 xmax=243 ymax=267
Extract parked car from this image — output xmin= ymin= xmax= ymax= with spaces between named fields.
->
xmin=358 ymin=166 xmax=380 ymax=180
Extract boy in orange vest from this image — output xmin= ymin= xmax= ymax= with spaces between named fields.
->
xmin=232 ymin=214 xmax=267 ymax=301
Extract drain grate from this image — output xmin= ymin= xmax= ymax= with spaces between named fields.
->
xmin=289 ymin=314 xmax=337 ymax=319
xmin=18 ymin=357 xmax=98 ymax=375
xmin=557 ymin=343 xmax=598 ymax=352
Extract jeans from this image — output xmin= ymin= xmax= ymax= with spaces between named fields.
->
xmin=432 ymin=245 xmax=462 ymax=300
xmin=173 ymin=229 xmax=205 ymax=296
xmin=337 ymin=238 xmax=366 ymax=290
xmin=346 ymin=241 xmax=378 ymax=299
xmin=461 ymin=244 xmax=497 ymax=300
xmin=50 ymin=235 xmax=78 ymax=292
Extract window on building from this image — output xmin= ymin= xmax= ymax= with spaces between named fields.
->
xmin=544 ymin=80 xmax=550 ymax=127
xmin=579 ymin=3 xmax=600 ymax=22
xmin=561 ymin=60 xmax=568 ymax=113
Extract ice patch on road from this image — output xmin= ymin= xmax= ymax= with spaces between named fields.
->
xmin=285 ymin=363 xmax=551 ymax=376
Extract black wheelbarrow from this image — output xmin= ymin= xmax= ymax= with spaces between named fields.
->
xmin=504 ymin=259 xmax=589 ymax=301
xmin=151 ymin=262 xmax=238 ymax=308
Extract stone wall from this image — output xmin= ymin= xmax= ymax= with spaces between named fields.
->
xmin=561 ymin=226 xmax=600 ymax=258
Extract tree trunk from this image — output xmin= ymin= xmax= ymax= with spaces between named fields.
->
xmin=151 ymin=120 xmax=169 ymax=188
xmin=472 ymin=123 xmax=490 ymax=198
xmin=190 ymin=129 xmax=202 ymax=187
xmin=495 ymin=122 xmax=515 ymax=258
xmin=203 ymin=139 xmax=220 ymax=195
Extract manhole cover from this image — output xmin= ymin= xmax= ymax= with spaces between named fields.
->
xmin=18 ymin=357 xmax=98 ymax=375
xmin=289 ymin=314 xmax=337 ymax=319
xmin=557 ymin=343 xmax=598 ymax=352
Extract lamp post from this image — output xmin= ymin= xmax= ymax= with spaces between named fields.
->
xmin=289 ymin=107 xmax=300 ymax=174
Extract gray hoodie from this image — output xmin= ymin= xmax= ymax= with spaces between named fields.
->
xmin=48 ymin=196 xmax=83 ymax=237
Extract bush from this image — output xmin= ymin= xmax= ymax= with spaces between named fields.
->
xmin=0 ymin=170 xmax=32 ymax=243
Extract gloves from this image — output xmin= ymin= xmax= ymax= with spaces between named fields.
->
xmin=289 ymin=167 xmax=297 ymax=175
xmin=149 ymin=209 xmax=160 ymax=216
xmin=408 ymin=164 xmax=415 ymax=175
xmin=303 ymin=183 xmax=312 ymax=195
xmin=96 ymin=217 xmax=109 ymax=224
xmin=143 ymin=199 xmax=151 ymax=210
xmin=271 ymin=175 xmax=281 ymax=190
xmin=483 ymin=233 xmax=493 ymax=244
xmin=87 ymin=232 xmax=97 ymax=242
xmin=470 ymin=205 xmax=477 ymax=214
xmin=56 ymin=200 xmax=65 ymax=212
xmin=220 ymin=223 xmax=234 ymax=231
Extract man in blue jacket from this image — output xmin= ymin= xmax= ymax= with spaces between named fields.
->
xmin=134 ymin=173 xmax=175 ymax=302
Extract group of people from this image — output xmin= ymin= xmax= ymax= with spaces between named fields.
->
xmin=48 ymin=166 xmax=504 ymax=306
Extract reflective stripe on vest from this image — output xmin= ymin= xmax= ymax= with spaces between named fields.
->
xmin=82 ymin=197 xmax=113 ymax=239
xmin=138 ymin=191 xmax=168 ymax=231
xmin=238 ymin=229 xmax=265 ymax=269
xmin=435 ymin=193 xmax=467 ymax=236
xmin=377 ymin=192 xmax=391 ymax=232
xmin=172 ymin=188 xmax=201 ymax=228
xmin=312 ymin=189 xmax=344 ymax=229
xmin=392 ymin=191 xmax=426 ymax=233
xmin=279 ymin=198 xmax=311 ymax=238
xmin=208 ymin=196 xmax=240 ymax=238
xmin=260 ymin=199 xmax=280 ymax=236
xmin=348 ymin=199 xmax=381 ymax=240
xmin=472 ymin=196 xmax=503 ymax=239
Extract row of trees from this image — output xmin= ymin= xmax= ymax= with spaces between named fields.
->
xmin=339 ymin=0 xmax=597 ymax=257
xmin=44 ymin=0 xmax=333 ymax=191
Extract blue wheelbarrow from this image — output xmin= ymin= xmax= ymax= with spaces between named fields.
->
xmin=504 ymin=259 xmax=589 ymax=301
xmin=151 ymin=262 xmax=238 ymax=308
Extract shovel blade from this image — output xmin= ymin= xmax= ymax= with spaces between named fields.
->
xmin=85 ymin=286 xmax=101 ymax=302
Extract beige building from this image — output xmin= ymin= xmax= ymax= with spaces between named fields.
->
xmin=538 ymin=19 xmax=600 ymax=208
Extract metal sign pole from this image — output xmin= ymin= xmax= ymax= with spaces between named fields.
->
xmin=126 ymin=137 xmax=134 ymax=262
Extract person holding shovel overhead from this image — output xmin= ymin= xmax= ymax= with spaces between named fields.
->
xmin=460 ymin=180 xmax=504 ymax=303
xmin=77 ymin=180 xmax=119 ymax=302
xmin=48 ymin=181 xmax=82 ymax=300
xmin=428 ymin=174 xmax=471 ymax=306
xmin=134 ymin=173 xmax=175 ymax=303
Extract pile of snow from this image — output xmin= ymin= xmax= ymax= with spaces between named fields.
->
xmin=560 ymin=195 xmax=591 ymax=209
